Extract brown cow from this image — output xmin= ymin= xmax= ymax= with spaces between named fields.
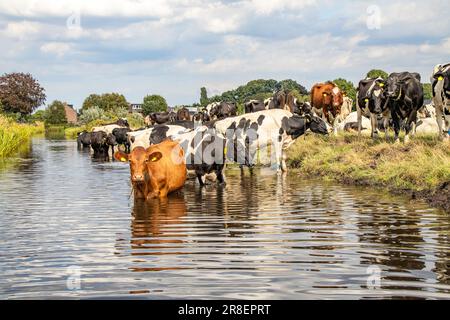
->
xmin=311 ymin=82 xmax=344 ymax=128
xmin=115 ymin=140 xmax=187 ymax=199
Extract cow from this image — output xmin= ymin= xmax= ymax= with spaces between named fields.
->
xmin=90 ymin=131 xmax=117 ymax=158
xmin=244 ymin=100 xmax=267 ymax=113
xmin=112 ymin=127 xmax=132 ymax=153
xmin=114 ymin=140 xmax=187 ymax=200
xmin=208 ymin=101 xmax=237 ymax=120
xmin=193 ymin=112 xmax=210 ymax=128
xmin=386 ymin=72 xmax=424 ymax=143
xmin=417 ymin=103 xmax=436 ymax=119
xmin=92 ymin=124 xmax=121 ymax=135
xmin=77 ymin=131 xmax=92 ymax=149
xmin=336 ymin=112 xmax=372 ymax=134
xmin=415 ymin=118 xmax=440 ymax=135
xmin=213 ymin=109 xmax=331 ymax=173
xmin=176 ymin=107 xmax=191 ymax=121
xmin=127 ymin=125 xmax=190 ymax=150
xmin=356 ymin=77 xmax=390 ymax=138
xmin=170 ymin=126 xmax=226 ymax=186
xmin=149 ymin=112 xmax=177 ymax=125
xmin=431 ymin=63 xmax=450 ymax=138
xmin=311 ymin=82 xmax=344 ymax=131
xmin=203 ymin=102 xmax=220 ymax=119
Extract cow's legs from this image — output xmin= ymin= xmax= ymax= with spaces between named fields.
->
xmin=434 ymin=103 xmax=445 ymax=139
xmin=196 ymin=173 xmax=205 ymax=186
xmin=370 ymin=113 xmax=379 ymax=138
xmin=357 ymin=106 xmax=363 ymax=136
xmin=392 ymin=110 xmax=401 ymax=143
xmin=216 ymin=168 xmax=225 ymax=184
xmin=281 ymin=153 xmax=288 ymax=172
xmin=404 ymin=110 xmax=417 ymax=144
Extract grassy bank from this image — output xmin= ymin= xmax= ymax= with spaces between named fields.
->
xmin=0 ymin=115 xmax=44 ymax=157
xmin=287 ymin=133 xmax=450 ymax=211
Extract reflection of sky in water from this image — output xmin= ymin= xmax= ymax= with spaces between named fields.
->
xmin=0 ymin=137 xmax=449 ymax=299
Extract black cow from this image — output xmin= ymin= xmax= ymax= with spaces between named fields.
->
xmin=386 ymin=72 xmax=424 ymax=143
xmin=210 ymin=102 xmax=237 ymax=119
xmin=90 ymin=131 xmax=110 ymax=158
xmin=150 ymin=112 xmax=177 ymax=124
xmin=112 ymin=127 xmax=132 ymax=153
xmin=356 ymin=77 xmax=390 ymax=138
xmin=244 ymin=100 xmax=267 ymax=113
xmin=431 ymin=63 xmax=450 ymax=138
xmin=77 ymin=131 xmax=92 ymax=149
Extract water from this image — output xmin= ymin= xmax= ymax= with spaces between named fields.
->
xmin=0 ymin=137 xmax=449 ymax=299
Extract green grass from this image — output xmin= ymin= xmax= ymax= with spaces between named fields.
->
xmin=287 ymin=133 xmax=450 ymax=192
xmin=0 ymin=115 xmax=44 ymax=157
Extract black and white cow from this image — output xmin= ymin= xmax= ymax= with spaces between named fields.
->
xmin=112 ymin=127 xmax=132 ymax=153
xmin=214 ymin=109 xmax=331 ymax=172
xmin=431 ymin=63 xmax=450 ymax=138
xmin=386 ymin=72 xmax=424 ymax=143
xmin=170 ymin=126 xmax=226 ymax=186
xmin=356 ymin=77 xmax=390 ymax=138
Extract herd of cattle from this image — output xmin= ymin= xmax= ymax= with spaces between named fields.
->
xmin=76 ymin=64 xmax=450 ymax=199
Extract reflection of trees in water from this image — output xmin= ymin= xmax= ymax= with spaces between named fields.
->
xmin=432 ymin=226 xmax=450 ymax=286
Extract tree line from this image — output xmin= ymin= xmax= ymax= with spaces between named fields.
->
xmin=0 ymin=70 xmax=433 ymax=126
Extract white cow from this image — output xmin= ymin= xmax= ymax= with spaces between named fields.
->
xmin=127 ymin=125 xmax=190 ymax=150
xmin=415 ymin=117 xmax=440 ymax=135
xmin=92 ymin=124 xmax=121 ymax=135
xmin=336 ymin=112 xmax=372 ymax=134
xmin=431 ymin=63 xmax=450 ymax=138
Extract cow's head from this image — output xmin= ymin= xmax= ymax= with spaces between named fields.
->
xmin=306 ymin=114 xmax=332 ymax=135
xmin=370 ymin=79 xmax=388 ymax=114
xmin=115 ymin=147 xmax=151 ymax=183
xmin=330 ymin=86 xmax=344 ymax=111
xmin=434 ymin=70 xmax=450 ymax=98
xmin=387 ymin=75 xmax=405 ymax=101
xmin=106 ymin=133 xmax=117 ymax=146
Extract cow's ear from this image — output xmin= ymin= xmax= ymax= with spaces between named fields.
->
xmin=147 ymin=152 xmax=163 ymax=163
xmin=114 ymin=151 xmax=129 ymax=162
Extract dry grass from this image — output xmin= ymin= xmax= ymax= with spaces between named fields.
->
xmin=0 ymin=115 xmax=44 ymax=157
xmin=287 ymin=133 xmax=450 ymax=192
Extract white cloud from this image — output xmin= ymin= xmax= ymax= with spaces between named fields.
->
xmin=40 ymin=42 xmax=72 ymax=57
xmin=3 ymin=21 xmax=41 ymax=40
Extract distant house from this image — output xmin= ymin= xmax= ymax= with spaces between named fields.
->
xmin=129 ymin=103 xmax=143 ymax=114
xmin=64 ymin=103 xmax=78 ymax=124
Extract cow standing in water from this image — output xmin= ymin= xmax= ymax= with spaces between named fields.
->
xmin=356 ymin=77 xmax=390 ymax=139
xmin=431 ymin=63 xmax=450 ymax=139
xmin=115 ymin=140 xmax=187 ymax=200
xmin=386 ymin=72 xmax=424 ymax=143
xmin=214 ymin=109 xmax=331 ymax=173
xmin=310 ymin=82 xmax=344 ymax=133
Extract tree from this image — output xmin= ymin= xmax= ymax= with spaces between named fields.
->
xmin=276 ymin=79 xmax=308 ymax=95
xmin=81 ymin=93 xmax=128 ymax=112
xmin=0 ymin=72 xmax=46 ymax=116
xmin=200 ymin=87 xmax=208 ymax=107
xmin=31 ymin=110 xmax=46 ymax=122
xmin=142 ymin=95 xmax=168 ymax=115
xmin=333 ymin=78 xmax=357 ymax=108
xmin=422 ymin=83 xmax=432 ymax=101
xmin=44 ymin=100 xmax=67 ymax=125
xmin=366 ymin=69 xmax=388 ymax=80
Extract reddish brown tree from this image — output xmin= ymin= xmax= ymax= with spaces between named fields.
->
xmin=0 ymin=72 xmax=46 ymax=116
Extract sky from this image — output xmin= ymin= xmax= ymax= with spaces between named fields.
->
xmin=0 ymin=0 xmax=449 ymax=110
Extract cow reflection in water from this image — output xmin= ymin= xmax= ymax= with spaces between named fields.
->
xmin=130 ymin=194 xmax=187 ymax=251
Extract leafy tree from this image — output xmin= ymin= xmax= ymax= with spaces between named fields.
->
xmin=44 ymin=100 xmax=67 ymax=125
xmin=366 ymin=69 xmax=388 ymax=80
xmin=423 ymin=83 xmax=432 ymax=101
xmin=31 ymin=110 xmax=46 ymax=122
xmin=0 ymin=72 xmax=46 ymax=116
xmin=79 ymin=106 xmax=108 ymax=124
xmin=81 ymin=93 xmax=128 ymax=112
xmin=200 ymin=87 xmax=208 ymax=107
xmin=333 ymin=78 xmax=357 ymax=108
xmin=142 ymin=95 xmax=168 ymax=115
xmin=276 ymin=79 xmax=308 ymax=95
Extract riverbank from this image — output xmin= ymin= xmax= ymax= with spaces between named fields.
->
xmin=287 ymin=133 xmax=450 ymax=212
xmin=0 ymin=115 xmax=44 ymax=157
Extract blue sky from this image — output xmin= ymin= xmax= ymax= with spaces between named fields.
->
xmin=0 ymin=0 xmax=449 ymax=110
